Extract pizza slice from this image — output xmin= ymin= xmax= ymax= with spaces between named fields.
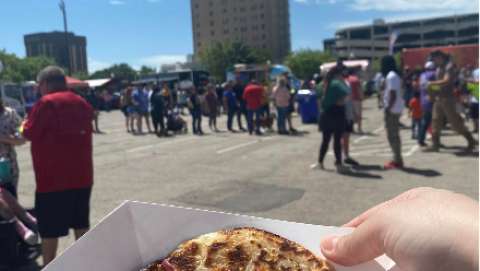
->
xmin=141 ymin=227 xmax=334 ymax=271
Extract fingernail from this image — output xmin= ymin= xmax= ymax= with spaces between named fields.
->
xmin=321 ymin=236 xmax=338 ymax=253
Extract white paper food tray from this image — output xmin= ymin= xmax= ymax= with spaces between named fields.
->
xmin=43 ymin=201 xmax=399 ymax=271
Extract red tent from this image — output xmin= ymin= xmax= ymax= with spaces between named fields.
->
xmin=66 ymin=76 xmax=89 ymax=89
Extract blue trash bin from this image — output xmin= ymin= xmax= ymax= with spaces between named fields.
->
xmin=296 ymin=89 xmax=319 ymax=124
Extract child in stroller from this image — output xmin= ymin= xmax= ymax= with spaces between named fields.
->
xmin=166 ymin=108 xmax=188 ymax=134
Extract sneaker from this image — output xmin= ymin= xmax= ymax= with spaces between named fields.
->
xmin=23 ymin=230 xmax=39 ymax=246
xmin=418 ymin=142 xmax=427 ymax=147
xmin=310 ymin=163 xmax=324 ymax=170
xmin=336 ymin=164 xmax=351 ymax=174
xmin=384 ymin=161 xmax=403 ymax=170
xmin=344 ymin=157 xmax=360 ymax=166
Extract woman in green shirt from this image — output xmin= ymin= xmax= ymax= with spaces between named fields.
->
xmin=312 ymin=65 xmax=350 ymax=173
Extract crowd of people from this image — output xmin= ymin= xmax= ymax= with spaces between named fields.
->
xmin=0 ymin=47 xmax=478 ymax=268
xmin=115 ymin=75 xmax=300 ymax=137
xmin=312 ymin=51 xmax=478 ymax=173
xmin=83 ymin=49 xmax=479 ymax=176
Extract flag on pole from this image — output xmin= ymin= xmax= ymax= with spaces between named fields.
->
xmin=388 ymin=30 xmax=399 ymax=55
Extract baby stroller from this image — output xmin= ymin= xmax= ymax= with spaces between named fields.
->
xmin=0 ymin=185 xmax=41 ymax=270
xmin=167 ymin=109 xmax=188 ymax=134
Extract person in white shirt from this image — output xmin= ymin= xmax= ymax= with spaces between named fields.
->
xmin=381 ymin=55 xmax=405 ymax=169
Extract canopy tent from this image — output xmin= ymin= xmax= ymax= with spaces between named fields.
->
xmin=66 ymin=76 xmax=89 ymax=89
xmin=320 ymin=60 xmax=370 ymax=74
xmin=86 ymin=78 xmax=112 ymax=89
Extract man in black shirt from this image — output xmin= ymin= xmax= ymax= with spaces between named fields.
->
xmin=233 ymin=78 xmax=248 ymax=131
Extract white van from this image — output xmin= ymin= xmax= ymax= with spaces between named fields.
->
xmin=0 ymin=83 xmax=27 ymax=118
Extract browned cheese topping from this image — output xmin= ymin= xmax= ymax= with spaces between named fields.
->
xmin=141 ymin=228 xmax=335 ymax=271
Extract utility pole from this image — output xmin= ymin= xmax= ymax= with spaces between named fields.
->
xmin=59 ymin=0 xmax=72 ymax=75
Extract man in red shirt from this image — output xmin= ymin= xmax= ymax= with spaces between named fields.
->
xmin=22 ymin=66 xmax=94 ymax=266
xmin=243 ymin=78 xmax=264 ymax=135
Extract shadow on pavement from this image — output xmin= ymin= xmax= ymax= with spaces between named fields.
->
xmin=400 ymin=167 xmax=442 ymax=177
xmin=454 ymin=151 xmax=479 ymax=157
xmin=340 ymin=169 xmax=383 ymax=179
xmin=352 ymin=164 xmax=384 ymax=171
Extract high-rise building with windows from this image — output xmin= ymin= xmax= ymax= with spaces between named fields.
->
xmin=24 ymin=31 xmax=88 ymax=74
xmin=190 ymin=0 xmax=291 ymax=63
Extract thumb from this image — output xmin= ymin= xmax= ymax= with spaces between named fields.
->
xmin=321 ymin=220 xmax=386 ymax=266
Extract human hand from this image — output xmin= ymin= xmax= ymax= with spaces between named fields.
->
xmin=320 ymin=187 xmax=479 ymax=271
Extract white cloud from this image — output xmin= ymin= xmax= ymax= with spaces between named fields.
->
xmin=109 ymin=0 xmax=125 ymax=5
xmin=350 ymin=0 xmax=478 ymax=12
xmin=134 ymin=54 xmax=187 ymax=69
xmin=295 ymin=0 xmax=478 ymax=12
xmin=89 ymin=58 xmax=112 ymax=73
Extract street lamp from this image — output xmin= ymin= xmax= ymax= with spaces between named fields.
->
xmin=59 ymin=0 xmax=72 ymax=75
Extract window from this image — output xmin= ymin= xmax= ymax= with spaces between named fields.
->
xmin=260 ymin=13 xmax=264 ymax=19
xmin=397 ymin=33 xmax=421 ymax=43
xmin=373 ymin=26 xmax=388 ymax=35
xmin=211 ymin=31 xmax=215 ymax=36
xmin=458 ymin=26 xmax=479 ymax=37
xmin=349 ymin=28 xmax=371 ymax=40
xmin=210 ymin=21 xmax=214 ymax=26
xmin=209 ymin=11 xmax=214 ymax=16
xmin=423 ymin=30 xmax=455 ymax=40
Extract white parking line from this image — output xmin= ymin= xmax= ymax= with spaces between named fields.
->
xmin=216 ymin=137 xmax=274 ymax=154
xmin=126 ymin=137 xmax=197 ymax=153
xmin=353 ymin=126 xmax=384 ymax=144
xmin=404 ymin=145 xmax=420 ymax=157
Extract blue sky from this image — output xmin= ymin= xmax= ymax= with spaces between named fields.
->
xmin=0 ymin=0 xmax=477 ymax=72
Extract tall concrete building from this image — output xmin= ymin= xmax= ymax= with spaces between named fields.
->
xmin=190 ymin=0 xmax=291 ymax=63
xmin=326 ymin=13 xmax=478 ymax=60
xmin=24 ymin=31 xmax=88 ymax=74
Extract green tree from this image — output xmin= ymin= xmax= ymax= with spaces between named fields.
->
xmin=138 ymin=65 xmax=156 ymax=77
xmin=19 ymin=56 xmax=56 ymax=81
xmin=0 ymin=50 xmax=56 ymax=83
xmin=284 ymin=49 xmax=334 ymax=80
xmin=90 ymin=63 xmax=137 ymax=81
xmin=199 ymin=42 xmax=270 ymax=81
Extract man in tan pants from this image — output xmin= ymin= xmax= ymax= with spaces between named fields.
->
xmin=427 ymin=50 xmax=476 ymax=152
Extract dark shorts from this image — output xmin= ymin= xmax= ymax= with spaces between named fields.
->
xmin=345 ymin=119 xmax=354 ymax=133
xmin=35 ymin=187 xmax=92 ymax=238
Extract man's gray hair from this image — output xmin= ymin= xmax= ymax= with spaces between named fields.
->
xmin=37 ymin=66 xmax=67 ymax=91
